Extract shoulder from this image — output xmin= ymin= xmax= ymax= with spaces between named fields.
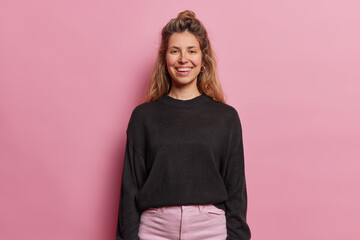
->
xmin=207 ymin=98 xmax=241 ymax=122
xmin=126 ymin=101 xmax=156 ymax=133
xmin=130 ymin=101 xmax=154 ymax=118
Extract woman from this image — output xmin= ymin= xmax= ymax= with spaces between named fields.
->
xmin=116 ymin=10 xmax=251 ymax=240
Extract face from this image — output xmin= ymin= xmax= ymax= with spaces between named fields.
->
xmin=166 ymin=31 xmax=203 ymax=87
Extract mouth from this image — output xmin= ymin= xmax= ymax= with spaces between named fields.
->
xmin=175 ymin=67 xmax=193 ymax=75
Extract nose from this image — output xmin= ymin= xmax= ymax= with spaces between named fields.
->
xmin=178 ymin=52 xmax=188 ymax=63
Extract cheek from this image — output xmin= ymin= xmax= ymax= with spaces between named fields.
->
xmin=193 ymin=55 xmax=203 ymax=66
xmin=166 ymin=54 xmax=176 ymax=67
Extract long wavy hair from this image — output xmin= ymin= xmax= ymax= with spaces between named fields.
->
xmin=140 ymin=10 xmax=226 ymax=104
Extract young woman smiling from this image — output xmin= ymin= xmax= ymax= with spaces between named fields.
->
xmin=116 ymin=10 xmax=251 ymax=240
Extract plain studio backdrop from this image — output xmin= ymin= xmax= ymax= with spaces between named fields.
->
xmin=0 ymin=0 xmax=359 ymax=239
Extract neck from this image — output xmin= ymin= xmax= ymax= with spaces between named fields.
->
xmin=167 ymin=89 xmax=201 ymax=101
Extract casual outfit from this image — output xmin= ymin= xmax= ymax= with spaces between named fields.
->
xmin=116 ymin=93 xmax=251 ymax=240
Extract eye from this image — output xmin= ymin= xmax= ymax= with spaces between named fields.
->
xmin=189 ymin=50 xmax=197 ymax=54
xmin=170 ymin=50 xmax=179 ymax=54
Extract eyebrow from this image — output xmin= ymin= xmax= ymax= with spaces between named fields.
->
xmin=169 ymin=46 xmax=199 ymax=49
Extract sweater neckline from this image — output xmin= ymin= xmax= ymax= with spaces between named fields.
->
xmin=159 ymin=93 xmax=210 ymax=108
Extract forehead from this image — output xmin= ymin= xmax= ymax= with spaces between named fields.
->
xmin=168 ymin=31 xmax=200 ymax=48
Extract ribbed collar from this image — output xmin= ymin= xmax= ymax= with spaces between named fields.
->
xmin=158 ymin=93 xmax=211 ymax=108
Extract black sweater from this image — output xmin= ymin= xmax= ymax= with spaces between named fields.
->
xmin=116 ymin=93 xmax=251 ymax=240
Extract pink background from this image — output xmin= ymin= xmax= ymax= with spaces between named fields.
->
xmin=1 ymin=0 xmax=359 ymax=239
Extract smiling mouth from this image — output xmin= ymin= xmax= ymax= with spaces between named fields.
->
xmin=175 ymin=67 xmax=193 ymax=74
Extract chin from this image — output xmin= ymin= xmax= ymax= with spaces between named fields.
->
xmin=172 ymin=77 xmax=198 ymax=85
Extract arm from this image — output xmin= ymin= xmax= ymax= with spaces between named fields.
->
xmin=116 ymin=108 xmax=147 ymax=240
xmin=224 ymin=109 xmax=251 ymax=240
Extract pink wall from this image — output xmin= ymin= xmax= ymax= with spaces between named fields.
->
xmin=1 ymin=0 xmax=359 ymax=239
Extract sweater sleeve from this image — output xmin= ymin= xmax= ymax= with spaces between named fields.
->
xmin=224 ymin=109 xmax=251 ymax=240
xmin=116 ymin=108 xmax=147 ymax=240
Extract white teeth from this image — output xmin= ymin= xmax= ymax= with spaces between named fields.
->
xmin=177 ymin=68 xmax=192 ymax=72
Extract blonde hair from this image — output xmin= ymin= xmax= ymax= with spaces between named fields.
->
xmin=141 ymin=10 xmax=226 ymax=104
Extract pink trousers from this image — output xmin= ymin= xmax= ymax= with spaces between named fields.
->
xmin=138 ymin=204 xmax=227 ymax=240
